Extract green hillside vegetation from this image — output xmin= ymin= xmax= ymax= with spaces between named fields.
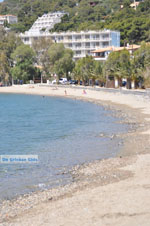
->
xmin=0 ymin=0 xmax=150 ymax=44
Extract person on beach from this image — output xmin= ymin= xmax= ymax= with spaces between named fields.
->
xmin=83 ymin=89 xmax=87 ymax=94
xmin=64 ymin=90 xmax=67 ymax=95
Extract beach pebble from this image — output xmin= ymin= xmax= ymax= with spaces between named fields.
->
xmin=38 ymin=184 xmax=46 ymax=188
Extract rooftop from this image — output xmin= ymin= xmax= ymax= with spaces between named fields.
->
xmin=92 ymin=44 xmax=141 ymax=53
xmin=0 ymin=14 xmax=17 ymax=17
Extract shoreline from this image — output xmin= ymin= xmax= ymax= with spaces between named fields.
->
xmin=0 ymin=85 xmax=150 ymax=225
xmin=1 ymin=85 xmax=150 ymax=157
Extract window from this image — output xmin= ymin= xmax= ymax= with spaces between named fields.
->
xmin=85 ymin=35 xmax=90 ymax=39
xmin=67 ymin=36 xmax=72 ymax=40
xmin=85 ymin=43 xmax=90 ymax=48
xmin=102 ymin=34 xmax=109 ymax=39
xmin=58 ymin=36 xmax=64 ymax=41
xmin=25 ymin=37 xmax=29 ymax=42
xmin=75 ymin=43 xmax=81 ymax=48
xmin=75 ymin=35 xmax=81 ymax=40
xmin=92 ymin=34 xmax=99 ymax=39
xmin=103 ymin=42 xmax=109 ymax=47
xmin=75 ymin=51 xmax=81 ymax=55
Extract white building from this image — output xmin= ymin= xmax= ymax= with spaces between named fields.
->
xmin=0 ymin=15 xmax=18 ymax=25
xmin=29 ymin=11 xmax=67 ymax=33
xmin=20 ymin=12 xmax=120 ymax=60
xmin=21 ymin=30 xmax=120 ymax=60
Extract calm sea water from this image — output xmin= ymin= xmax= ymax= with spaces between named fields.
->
xmin=0 ymin=94 xmax=128 ymax=201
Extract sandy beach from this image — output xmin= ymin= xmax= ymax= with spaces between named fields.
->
xmin=0 ymin=85 xmax=150 ymax=226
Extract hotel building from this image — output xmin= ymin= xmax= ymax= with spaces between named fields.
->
xmin=20 ymin=12 xmax=120 ymax=60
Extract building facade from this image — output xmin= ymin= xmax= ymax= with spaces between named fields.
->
xmin=0 ymin=15 xmax=18 ymax=25
xmin=91 ymin=44 xmax=141 ymax=61
xmin=20 ymin=12 xmax=120 ymax=60
xmin=29 ymin=12 xmax=67 ymax=33
xmin=20 ymin=29 xmax=120 ymax=60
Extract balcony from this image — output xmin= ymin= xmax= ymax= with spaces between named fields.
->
xmin=92 ymin=56 xmax=108 ymax=61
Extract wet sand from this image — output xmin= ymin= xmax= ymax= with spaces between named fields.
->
xmin=0 ymin=85 xmax=150 ymax=226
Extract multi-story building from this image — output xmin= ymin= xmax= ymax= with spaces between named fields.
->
xmin=0 ymin=15 xmax=18 ymax=25
xmin=20 ymin=12 xmax=120 ymax=60
xmin=20 ymin=29 xmax=120 ymax=60
xmin=29 ymin=12 xmax=67 ymax=33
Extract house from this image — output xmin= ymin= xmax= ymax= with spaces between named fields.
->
xmin=91 ymin=44 xmax=141 ymax=61
xmin=89 ymin=1 xmax=99 ymax=7
xmin=121 ymin=0 xmax=144 ymax=10
xmin=0 ymin=15 xmax=18 ymax=26
xmin=91 ymin=44 xmax=141 ymax=88
xmin=130 ymin=1 xmax=140 ymax=9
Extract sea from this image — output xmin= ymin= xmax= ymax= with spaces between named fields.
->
xmin=0 ymin=93 xmax=129 ymax=201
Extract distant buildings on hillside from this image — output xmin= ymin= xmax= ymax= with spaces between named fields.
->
xmin=0 ymin=14 xmax=18 ymax=26
xmin=121 ymin=0 xmax=144 ymax=10
xmin=89 ymin=1 xmax=99 ymax=7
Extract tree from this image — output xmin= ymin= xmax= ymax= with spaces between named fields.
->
xmin=0 ymin=51 xmax=10 ymax=84
xmin=0 ymin=28 xmax=23 ymax=84
xmin=143 ymin=67 xmax=150 ymax=88
xmin=94 ymin=61 xmax=105 ymax=86
xmin=133 ymin=42 xmax=150 ymax=73
xmin=48 ymin=43 xmax=74 ymax=81
xmin=74 ymin=55 xmax=95 ymax=85
xmin=105 ymin=49 xmax=131 ymax=88
xmin=11 ymin=44 xmax=37 ymax=83
xmin=123 ymin=0 xmax=131 ymax=9
xmin=32 ymin=37 xmax=53 ymax=79
xmin=0 ymin=29 xmax=22 ymax=57
xmin=133 ymin=42 xmax=150 ymax=88
xmin=105 ymin=51 xmax=121 ymax=85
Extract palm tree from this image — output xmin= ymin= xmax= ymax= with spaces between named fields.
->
xmin=73 ymin=66 xmax=82 ymax=85
xmin=94 ymin=61 xmax=105 ymax=87
xmin=74 ymin=56 xmax=95 ymax=86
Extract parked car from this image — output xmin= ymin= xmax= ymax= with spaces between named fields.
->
xmin=52 ymin=78 xmax=68 ymax=84
xmin=69 ymin=80 xmax=78 ymax=85
xmin=59 ymin=78 xmax=67 ymax=84
xmin=122 ymin=81 xmax=127 ymax=87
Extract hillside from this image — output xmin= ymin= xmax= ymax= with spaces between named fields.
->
xmin=0 ymin=0 xmax=150 ymax=45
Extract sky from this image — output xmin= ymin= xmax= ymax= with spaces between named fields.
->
xmin=0 ymin=0 xmax=3 ymax=2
